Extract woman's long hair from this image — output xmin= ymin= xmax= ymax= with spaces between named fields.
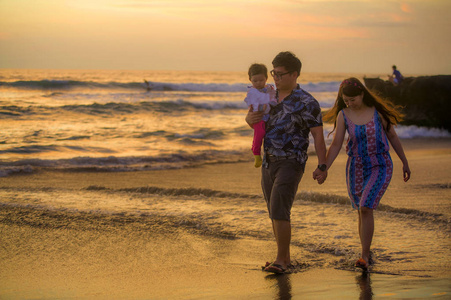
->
xmin=324 ymin=77 xmax=403 ymax=135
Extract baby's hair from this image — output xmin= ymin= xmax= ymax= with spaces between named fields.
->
xmin=324 ymin=77 xmax=403 ymax=135
xmin=248 ymin=63 xmax=268 ymax=80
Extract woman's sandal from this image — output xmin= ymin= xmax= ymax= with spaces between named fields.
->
xmin=355 ymin=258 xmax=369 ymax=270
xmin=261 ymin=261 xmax=272 ymax=270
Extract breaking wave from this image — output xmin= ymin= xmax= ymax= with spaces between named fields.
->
xmin=0 ymin=79 xmax=341 ymax=93
xmin=0 ymin=150 xmax=249 ymax=177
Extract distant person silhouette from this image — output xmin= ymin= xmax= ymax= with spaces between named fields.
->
xmin=388 ymin=65 xmax=403 ymax=86
xmin=144 ymin=79 xmax=153 ymax=92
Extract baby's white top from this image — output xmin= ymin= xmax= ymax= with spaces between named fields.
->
xmin=244 ymin=84 xmax=275 ymax=113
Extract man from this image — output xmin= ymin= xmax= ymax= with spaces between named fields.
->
xmin=245 ymin=51 xmax=327 ymax=274
xmin=388 ymin=65 xmax=403 ymax=86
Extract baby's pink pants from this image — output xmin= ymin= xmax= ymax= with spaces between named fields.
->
xmin=252 ymin=120 xmax=266 ymax=155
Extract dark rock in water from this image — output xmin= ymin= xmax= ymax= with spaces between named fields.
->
xmin=363 ymin=75 xmax=451 ymax=131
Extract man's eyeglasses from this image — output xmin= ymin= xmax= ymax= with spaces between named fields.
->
xmin=270 ymin=70 xmax=292 ymax=80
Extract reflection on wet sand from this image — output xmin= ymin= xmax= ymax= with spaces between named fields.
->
xmin=265 ymin=270 xmax=375 ymax=300
xmin=266 ymin=273 xmax=292 ymax=300
xmin=357 ymin=272 xmax=373 ymax=300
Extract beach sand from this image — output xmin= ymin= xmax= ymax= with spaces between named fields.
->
xmin=1 ymin=138 xmax=450 ymax=299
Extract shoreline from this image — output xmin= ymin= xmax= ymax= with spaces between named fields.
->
xmin=1 ymin=137 xmax=449 ymax=216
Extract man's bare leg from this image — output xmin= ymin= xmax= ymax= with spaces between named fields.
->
xmin=271 ymin=219 xmax=291 ymax=269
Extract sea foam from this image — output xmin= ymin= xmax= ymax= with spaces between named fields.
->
xmin=395 ymin=125 xmax=451 ymax=138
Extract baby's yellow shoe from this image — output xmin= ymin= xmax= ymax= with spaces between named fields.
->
xmin=254 ymin=155 xmax=262 ymax=168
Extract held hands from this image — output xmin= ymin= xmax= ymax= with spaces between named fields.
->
xmin=313 ymin=169 xmax=327 ymax=185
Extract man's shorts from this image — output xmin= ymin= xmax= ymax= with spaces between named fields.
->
xmin=261 ymin=158 xmax=305 ymax=221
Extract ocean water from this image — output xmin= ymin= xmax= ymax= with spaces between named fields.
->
xmin=0 ymin=70 xmax=450 ymax=276
xmin=1 ymin=69 xmax=449 ymax=177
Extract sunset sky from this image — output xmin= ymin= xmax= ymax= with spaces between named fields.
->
xmin=1 ymin=0 xmax=450 ymax=74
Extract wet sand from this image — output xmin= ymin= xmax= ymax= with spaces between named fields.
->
xmin=1 ymin=217 xmax=449 ymax=299
xmin=1 ymin=138 xmax=450 ymax=299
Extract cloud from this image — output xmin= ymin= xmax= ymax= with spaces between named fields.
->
xmin=0 ymin=32 xmax=10 ymax=40
xmin=110 ymin=0 xmax=235 ymax=9
xmin=348 ymin=18 xmax=410 ymax=28
xmin=400 ymin=2 xmax=413 ymax=13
